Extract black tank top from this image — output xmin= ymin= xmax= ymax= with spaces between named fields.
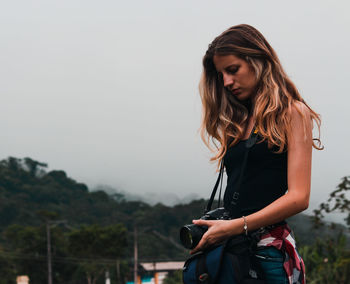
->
xmin=223 ymin=134 xmax=288 ymax=218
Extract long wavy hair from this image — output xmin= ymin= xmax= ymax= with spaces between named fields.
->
xmin=199 ymin=24 xmax=323 ymax=164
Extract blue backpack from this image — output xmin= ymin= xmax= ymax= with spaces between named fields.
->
xmin=182 ymin=234 xmax=266 ymax=284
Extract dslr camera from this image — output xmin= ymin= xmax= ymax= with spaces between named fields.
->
xmin=179 ymin=207 xmax=231 ymax=249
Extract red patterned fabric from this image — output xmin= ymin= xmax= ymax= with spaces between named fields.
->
xmin=257 ymin=223 xmax=305 ymax=284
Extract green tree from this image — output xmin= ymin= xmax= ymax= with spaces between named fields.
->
xmin=3 ymin=224 xmax=70 ymax=284
xmin=313 ymin=176 xmax=350 ymax=228
xmin=23 ymin=157 xmax=48 ymax=177
xmin=300 ymin=234 xmax=350 ymax=283
xmin=68 ymin=224 xmax=128 ymax=284
xmin=0 ymin=246 xmax=17 ymax=284
xmin=303 ymin=175 xmax=350 ymax=283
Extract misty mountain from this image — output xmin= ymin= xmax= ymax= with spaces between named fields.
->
xmin=92 ymin=184 xmax=201 ymax=206
xmin=1 ymin=156 xmax=348 ymax=252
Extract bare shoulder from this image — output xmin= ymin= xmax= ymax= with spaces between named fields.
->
xmin=288 ymin=101 xmax=312 ymax=144
xmin=290 ymin=100 xmax=311 ymax=119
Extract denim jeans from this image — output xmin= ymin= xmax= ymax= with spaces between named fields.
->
xmin=254 ymin=247 xmax=289 ymax=284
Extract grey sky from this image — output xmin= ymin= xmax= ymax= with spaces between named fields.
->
xmin=1 ymin=0 xmax=349 ymax=214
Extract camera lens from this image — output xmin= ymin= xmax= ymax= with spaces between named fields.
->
xmin=180 ymin=224 xmax=207 ymax=249
xmin=180 ymin=226 xmax=193 ymax=249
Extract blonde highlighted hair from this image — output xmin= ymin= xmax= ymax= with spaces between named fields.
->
xmin=199 ymin=24 xmax=323 ymax=164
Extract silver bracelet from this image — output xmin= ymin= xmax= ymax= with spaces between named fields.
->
xmin=242 ymin=216 xmax=248 ymax=235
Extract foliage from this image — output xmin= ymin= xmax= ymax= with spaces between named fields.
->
xmin=2 ymin=156 xmax=350 ymax=283
xmin=3 ymin=224 xmax=70 ymax=283
xmin=313 ymin=176 xmax=350 ymax=228
xmin=299 ymin=234 xmax=350 ymax=283
xmin=303 ymin=175 xmax=350 ymax=283
xmin=0 ymin=156 xmax=205 ymax=261
xmin=68 ymin=224 xmax=128 ymax=284
xmin=0 ymin=156 xmax=206 ymax=282
xmin=0 ymin=248 xmax=17 ymax=284
xmin=1 ymin=223 xmax=129 ymax=284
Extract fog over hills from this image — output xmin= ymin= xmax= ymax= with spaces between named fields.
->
xmin=92 ymin=184 xmax=202 ymax=207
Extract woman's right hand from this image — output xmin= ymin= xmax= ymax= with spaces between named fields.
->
xmin=190 ymin=218 xmax=244 ymax=254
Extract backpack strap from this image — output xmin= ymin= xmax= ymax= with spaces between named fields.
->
xmin=196 ymin=254 xmax=212 ymax=284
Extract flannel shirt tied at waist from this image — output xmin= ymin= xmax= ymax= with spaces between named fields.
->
xmin=257 ymin=223 xmax=305 ymax=284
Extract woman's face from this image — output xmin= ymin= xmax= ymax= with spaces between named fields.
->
xmin=213 ymin=54 xmax=258 ymax=102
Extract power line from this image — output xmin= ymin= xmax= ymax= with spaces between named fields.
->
xmin=0 ymin=251 xmax=185 ymax=265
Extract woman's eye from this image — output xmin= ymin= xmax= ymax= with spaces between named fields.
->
xmin=228 ymin=68 xmax=239 ymax=74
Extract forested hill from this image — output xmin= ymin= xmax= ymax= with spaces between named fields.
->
xmin=0 ymin=157 xmax=207 ymax=260
xmin=0 ymin=157 xmax=344 ymax=252
xmin=1 ymin=157 xmax=349 ymax=283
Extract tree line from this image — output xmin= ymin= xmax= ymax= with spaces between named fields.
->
xmin=0 ymin=157 xmax=205 ymax=283
xmin=0 ymin=157 xmax=349 ymax=283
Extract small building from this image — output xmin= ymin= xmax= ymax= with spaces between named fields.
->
xmin=16 ymin=276 xmax=29 ymax=284
xmin=127 ymin=261 xmax=184 ymax=284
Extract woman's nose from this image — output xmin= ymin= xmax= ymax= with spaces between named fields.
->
xmin=223 ymin=73 xmax=234 ymax=88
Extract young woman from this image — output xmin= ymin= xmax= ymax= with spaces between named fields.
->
xmin=190 ymin=24 xmax=323 ymax=283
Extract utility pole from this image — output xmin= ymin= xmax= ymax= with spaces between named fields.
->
xmin=45 ymin=220 xmax=67 ymax=284
xmin=116 ymin=259 xmax=121 ymax=283
xmin=133 ymin=226 xmax=138 ymax=284
xmin=46 ymin=221 xmax=52 ymax=284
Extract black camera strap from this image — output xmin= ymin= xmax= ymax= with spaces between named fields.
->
xmin=205 ymin=160 xmax=224 ymax=213
xmin=205 ymin=126 xmax=258 ymax=214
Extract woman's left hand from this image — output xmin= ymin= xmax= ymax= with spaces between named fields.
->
xmin=189 ymin=218 xmax=243 ymax=254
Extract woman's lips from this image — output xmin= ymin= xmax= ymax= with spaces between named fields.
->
xmin=232 ymin=88 xmax=241 ymax=95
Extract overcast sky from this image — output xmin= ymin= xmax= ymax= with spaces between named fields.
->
xmin=1 ymin=0 xmax=349 ymax=214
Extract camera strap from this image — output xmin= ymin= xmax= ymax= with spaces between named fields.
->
xmin=205 ymin=125 xmax=258 ymax=214
xmin=205 ymin=160 xmax=224 ymax=213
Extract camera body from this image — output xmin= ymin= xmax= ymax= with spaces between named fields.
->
xmin=179 ymin=207 xmax=231 ymax=249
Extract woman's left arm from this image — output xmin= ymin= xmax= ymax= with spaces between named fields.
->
xmin=191 ymin=102 xmax=313 ymax=254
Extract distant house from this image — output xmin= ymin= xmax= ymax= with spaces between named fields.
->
xmin=126 ymin=261 xmax=184 ymax=284
xmin=16 ymin=276 xmax=29 ymax=284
